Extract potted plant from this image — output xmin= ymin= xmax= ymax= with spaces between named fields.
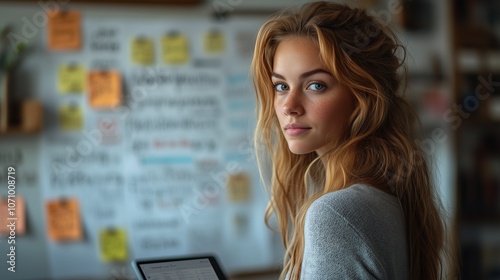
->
xmin=0 ymin=25 xmax=29 ymax=132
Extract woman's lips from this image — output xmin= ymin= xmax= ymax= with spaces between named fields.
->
xmin=285 ymin=128 xmax=311 ymax=136
xmin=285 ymin=124 xmax=311 ymax=136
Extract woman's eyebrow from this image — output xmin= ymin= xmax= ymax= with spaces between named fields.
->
xmin=272 ymin=69 xmax=332 ymax=80
xmin=271 ymin=73 xmax=286 ymax=80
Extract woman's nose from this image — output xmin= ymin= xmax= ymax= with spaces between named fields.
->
xmin=282 ymin=90 xmax=304 ymax=116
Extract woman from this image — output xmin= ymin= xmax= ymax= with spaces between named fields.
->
xmin=250 ymin=1 xmax=457 ymax=279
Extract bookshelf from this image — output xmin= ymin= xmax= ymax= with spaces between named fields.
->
xmin=450 ymin=0 xmax=500 ymax=278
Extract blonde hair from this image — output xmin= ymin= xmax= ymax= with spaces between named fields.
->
xmin=251 ymin=1 xmax=457 ymax=279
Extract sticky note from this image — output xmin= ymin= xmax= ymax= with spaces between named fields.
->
xmin=88 ymin=71 xmax=122 ymax=108
xmin=47 ymin=10 xmax=82 ymax=51
xmin=0 ymin=196 xmax=26 ymax=235
xmin=204 ymin=31 xmax=225 ymax=54
xmin=99 ymin=228 xmax=128 ymax=262
xmin=46 ymin=198 xmax=83 ymax=241
xmin=227 ymin=173 xmax=251 ymax=202
xmin=162 ymin=33 xmax=189 ymax=64
xmin=59 ymin=104 xmax=83 ymax=130
xmin=58 ymin=64 xmax=85 ymax=93
xmin=131 ymin=37 xmax=155 ymax=65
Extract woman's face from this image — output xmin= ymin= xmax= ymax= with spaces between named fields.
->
xmin=272 ymin=36 xmax=355 ymax=156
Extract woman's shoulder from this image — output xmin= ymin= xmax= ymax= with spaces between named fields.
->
xmin=303 ymin=187 xmax=409 ymax=279
xmin=311 ymin=184 xmax=399 ymax=210
xmin=306 ymin=184 xmax=404 ymax=233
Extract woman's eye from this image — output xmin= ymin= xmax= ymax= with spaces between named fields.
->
xmin=308 ymin=83 xmax=325 ymax=91
xmin=274 ymin=83 xmax=289 ymax=91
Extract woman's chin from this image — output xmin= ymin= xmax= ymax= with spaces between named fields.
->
xmin=287 ymin=144 xmax=313 ymax=155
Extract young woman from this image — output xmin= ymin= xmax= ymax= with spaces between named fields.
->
xmin=251 ymin=1 xmax=457 ymax=279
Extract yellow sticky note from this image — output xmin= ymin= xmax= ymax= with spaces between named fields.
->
xmin=59 ymin=104 xmax=83 ymax=130
xmin=58 ymin=64 xmax=85 ymax=93
xmin=227 ymin=173 xmax=251 ymax=202
xmin=204 ymin=31 xmax=225 ymax=54
xmin=88 ymin=71 xmax=122 ymax=108
xmin=46 ymin=198 xmax=83 ymax=242
xmin=47 ymin=10 xmax=82 ymax=51
xmin=99 ymin=228 xmax=128 ymax=262
xmin=0 ymin=196 xmax=26 ymax=235
xmin=162 ymin=33 xmax=189 ymax=65
xmin=131 ymin=37 xmax=155 ymax=65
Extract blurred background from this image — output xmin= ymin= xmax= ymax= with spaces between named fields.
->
xmin=0 ymin=0 xmax=498 ymax=279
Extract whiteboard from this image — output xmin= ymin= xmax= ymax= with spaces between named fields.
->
xmin=33 ymin=14 xmax=283 ymax=279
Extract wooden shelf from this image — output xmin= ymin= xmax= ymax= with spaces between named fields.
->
xmin=0 ymin=127 xmax=42 ymax=136
xmin=0 ymin=0 xmax=203 ymax=5
xmin=461 ymin=118 xmax=500 ymax=126
xmin=457 ymin=50 xmax=500 ymax=73
xmin=460 ymin=217 xmax=500 ymax=226
xmin=460 ymin=222 xmax=500 ymax=245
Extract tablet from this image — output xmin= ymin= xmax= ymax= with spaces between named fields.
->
xmin=131 ymin=255 xmax=227 ymax=280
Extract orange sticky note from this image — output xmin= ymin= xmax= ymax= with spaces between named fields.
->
xmin=46 ymin=198 xmax=83 ymax=241
xmin=88 ymin=71 xmax=122 ymax=108
xmin=47 ymin=10 xmax=82 ymax=51
xmin=0 ymin=196 xmax=26 ymax=235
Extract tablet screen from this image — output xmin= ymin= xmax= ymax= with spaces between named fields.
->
xmin=133 ymin=256 xmax=227 ymax=280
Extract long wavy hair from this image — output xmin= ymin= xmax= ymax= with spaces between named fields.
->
xmin=251 ymin=1 xmax=457 ymax=279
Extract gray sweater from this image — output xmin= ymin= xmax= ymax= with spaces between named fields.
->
xmin=300 ymin=184 xmax=409 ymax=279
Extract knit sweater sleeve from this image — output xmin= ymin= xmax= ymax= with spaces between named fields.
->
xmin=296 ymin=184 xmax=408 ymax=280
xmin=300 ymin=196 xmax=385 ymax=280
